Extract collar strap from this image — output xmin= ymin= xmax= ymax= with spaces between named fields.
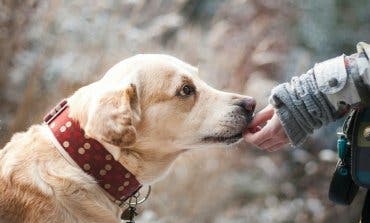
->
xmin=44 ymin=100 xmax=142 ymax=205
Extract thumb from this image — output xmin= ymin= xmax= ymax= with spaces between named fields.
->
xmin=248 ymin=104 xmax=274 ymax=127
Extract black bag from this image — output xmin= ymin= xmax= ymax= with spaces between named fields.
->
xmin=329 ymin=106 xmax=370 ymax=222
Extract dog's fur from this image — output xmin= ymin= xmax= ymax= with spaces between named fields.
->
xmin=0 ymin=54 xmax=255 ymax=223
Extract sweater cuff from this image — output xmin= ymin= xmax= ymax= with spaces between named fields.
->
xmin=275 ymin=105 xmax=308 ymax=146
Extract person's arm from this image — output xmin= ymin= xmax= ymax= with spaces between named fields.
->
xmin=244 ymin=42 xmax=370 ymax=150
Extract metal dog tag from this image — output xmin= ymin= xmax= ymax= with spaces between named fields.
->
xmin=121 ymin=206 xmax=137 ymax=223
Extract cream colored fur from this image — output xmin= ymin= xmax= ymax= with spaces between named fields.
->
xmin=0 ymin=54 xmax=254 ymax=222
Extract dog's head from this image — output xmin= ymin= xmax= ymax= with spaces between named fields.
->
xmin=69 ymin=54 xmax=255 ymax=182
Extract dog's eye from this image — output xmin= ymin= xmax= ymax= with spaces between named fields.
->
xmin=178 ymin=84 xmax=195 ymax=97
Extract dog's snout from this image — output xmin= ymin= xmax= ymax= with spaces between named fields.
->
xmin=236 ymin=97 xmax=256 ymax=114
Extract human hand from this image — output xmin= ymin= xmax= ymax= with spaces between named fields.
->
xmin=244 ymin=105 xmax=289 ymax=152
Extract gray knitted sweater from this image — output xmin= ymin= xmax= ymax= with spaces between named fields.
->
xmin=270 ymin=42 xmax=370 ymax=146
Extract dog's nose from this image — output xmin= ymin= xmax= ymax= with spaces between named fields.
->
xmin=236 ymin=97 xmax=256 ymax=114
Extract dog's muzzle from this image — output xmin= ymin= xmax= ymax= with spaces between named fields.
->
xmin=202 ymin=97 xmax=256 ymax=145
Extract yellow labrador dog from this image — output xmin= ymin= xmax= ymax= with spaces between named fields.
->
xmin=0 ymin=54 xmax=255 ymax=223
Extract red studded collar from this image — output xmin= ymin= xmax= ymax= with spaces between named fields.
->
xmin=43 ymin=100 xmax=142 ymax=205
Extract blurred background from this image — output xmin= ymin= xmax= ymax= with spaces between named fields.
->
xmin=1 ymin=0 xmax=370 ymax=222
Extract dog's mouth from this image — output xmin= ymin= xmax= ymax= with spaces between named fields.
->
xmin=202 ymin=132 xmax=243 ymax=145
xmin=201 ymin=113 xmax=254 ymax=145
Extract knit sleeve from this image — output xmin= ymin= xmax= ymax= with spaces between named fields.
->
xmin=269 ymin=69 xmax=336 ymax=146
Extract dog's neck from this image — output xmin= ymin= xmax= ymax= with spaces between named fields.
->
xmin=45 ymin=101 xmax=143 ymax=205
xmin=95 ymin=136 xmax=186 ymax=184
xmin=67 ymin=90 xmax=185 ymax=185
xmin=118 ymin=143 xmax=186 ymax=184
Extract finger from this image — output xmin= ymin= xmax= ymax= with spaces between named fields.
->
xmin=248 ymin=105 xmax=274 ymax=127
xmin=246 ymin=126 xmax=261 ymax=134
xmin=244 ymin=126 xmax=272 ymax=145
xmin=244 ymin=109 xmax=286 ymax=145
xmin=245 ymin=111 xmax=282 ymax=142
xmin=266 ymin=142 xmax=287 ymax=152
xmin=258 ymin=139 xmax=285 ymax=150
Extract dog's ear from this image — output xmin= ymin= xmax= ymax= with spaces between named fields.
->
xmin=84 ymin=83 xmax=141 ymax=155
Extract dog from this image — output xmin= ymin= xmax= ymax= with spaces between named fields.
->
xmin=0 ymin=54 xmax=255 ymax=223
